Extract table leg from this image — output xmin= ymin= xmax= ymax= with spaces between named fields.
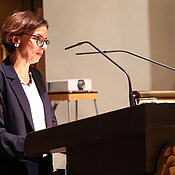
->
xmin=94 ymin=99 xmax=98 ymax=115
xmin=75 ymin=100 xmax=78 ymax=121
xmin=67 ymin=100 xmax=71 ymax=122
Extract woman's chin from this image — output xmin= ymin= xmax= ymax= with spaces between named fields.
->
xmin=30 ymin=58 xmax=41 ymax=65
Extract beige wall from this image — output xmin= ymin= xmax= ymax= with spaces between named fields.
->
xmin=149 ymin=0 xmax=175 ymax=90
xmin=43 ymin=0 xmax=151 ymax=123
xmin=43 ymin=0 xmax=175 ymax=170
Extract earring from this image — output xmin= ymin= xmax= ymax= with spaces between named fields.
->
xmin=14 ymin=43 xmax=19 ymax=47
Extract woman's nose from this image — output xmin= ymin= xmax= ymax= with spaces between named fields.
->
xmin=41 ymin=42 xmax=48 ymax=50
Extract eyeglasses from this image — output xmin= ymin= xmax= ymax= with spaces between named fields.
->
xmin=25 ymin=33 xmax=50 ymax=47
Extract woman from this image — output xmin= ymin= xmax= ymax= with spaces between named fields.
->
xmin=0 ymin=10 xmax=58 ymax=175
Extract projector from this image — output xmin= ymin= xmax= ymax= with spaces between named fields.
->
xmin=47 ymin=79 xmax=92 ymax=92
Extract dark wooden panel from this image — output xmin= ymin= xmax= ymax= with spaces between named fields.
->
xmin=25 ymin=103 xmax=175 ymax=174
xmin=0 ymin=0 xmax=45 ymax=78
xmin=0 ymin=0 xmax=22 ymax=62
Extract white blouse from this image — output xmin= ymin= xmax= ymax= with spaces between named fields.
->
xmin=20 ymin=73 xmax=46 ymax=131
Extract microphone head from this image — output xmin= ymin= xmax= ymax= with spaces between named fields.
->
xmin=65 ymin=42 xmax=85 ymax=50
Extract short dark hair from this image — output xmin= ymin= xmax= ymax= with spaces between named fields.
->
xmin=1 ymin=10 xmax=49 ymax=53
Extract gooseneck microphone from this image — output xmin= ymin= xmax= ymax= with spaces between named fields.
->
xmin=76 ymin=49 xmax=175 ymax=72
xmin=65 ymin=41 xmax=136 ymax=107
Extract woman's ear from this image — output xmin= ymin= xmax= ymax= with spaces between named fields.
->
xmin=11 ymin=35 xmax=21 ymax=46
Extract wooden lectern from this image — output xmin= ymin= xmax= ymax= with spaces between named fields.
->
xmin=24 ymin=103 xmax=175 ymax=175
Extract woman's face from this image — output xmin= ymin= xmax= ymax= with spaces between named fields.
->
xmin=17 ymin=25 xmax=49 ymax=65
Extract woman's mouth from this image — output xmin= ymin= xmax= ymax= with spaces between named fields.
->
xmin=36 ymin=53 xmax=43 ymax=57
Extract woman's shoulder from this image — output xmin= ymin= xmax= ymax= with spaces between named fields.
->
xmin=0 ymin=55 xmax=12 ymax=73
xmin=0 ymin=63 xmax=5 ymax=77
xmin=0 ymin=64 xmax=6 ymax=92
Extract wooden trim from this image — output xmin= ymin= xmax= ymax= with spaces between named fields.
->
xmin=48 ymin=92 xmax=98 ymax=101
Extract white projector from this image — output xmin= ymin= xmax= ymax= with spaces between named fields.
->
xmin=47 ymin=79 xmax=92 ymax=92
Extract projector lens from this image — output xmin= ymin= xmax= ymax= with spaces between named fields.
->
xmin=78 ymin=80 xmax=85 ymax=90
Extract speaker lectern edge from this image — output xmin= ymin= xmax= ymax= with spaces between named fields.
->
xmin=24 ymin=103 xmax=175 ymax=175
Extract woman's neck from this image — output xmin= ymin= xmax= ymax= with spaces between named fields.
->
xmin=10 ymin=53 xmax=30 ymax=85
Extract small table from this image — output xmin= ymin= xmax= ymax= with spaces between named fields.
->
xmin=48 ymin=91 xmax=98 ymax=121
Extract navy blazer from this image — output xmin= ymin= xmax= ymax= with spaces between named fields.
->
xmin=0 ymin=56 xmax=57 ymax=175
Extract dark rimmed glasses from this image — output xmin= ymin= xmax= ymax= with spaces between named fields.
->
xmin=25 ymin=33 xmax=50 ymax=47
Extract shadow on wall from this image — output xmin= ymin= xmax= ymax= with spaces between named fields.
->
xmin=149 ymin=0 xmax=175 ymax=90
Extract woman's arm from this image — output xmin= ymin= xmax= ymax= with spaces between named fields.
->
xmin=0 ymin=76 xmax=25 ymax=158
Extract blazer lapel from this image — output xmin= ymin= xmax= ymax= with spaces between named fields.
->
xmin=10 ymin=80 xmax=35 ymax=130
xmin=2 ymin=57 xmax=35 ymax=130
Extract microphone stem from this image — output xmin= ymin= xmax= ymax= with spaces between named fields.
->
xmin=74 ymin=41 xmax=136 ymax=106
xmin=76 ymin=50 xmax=175 ymax=72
